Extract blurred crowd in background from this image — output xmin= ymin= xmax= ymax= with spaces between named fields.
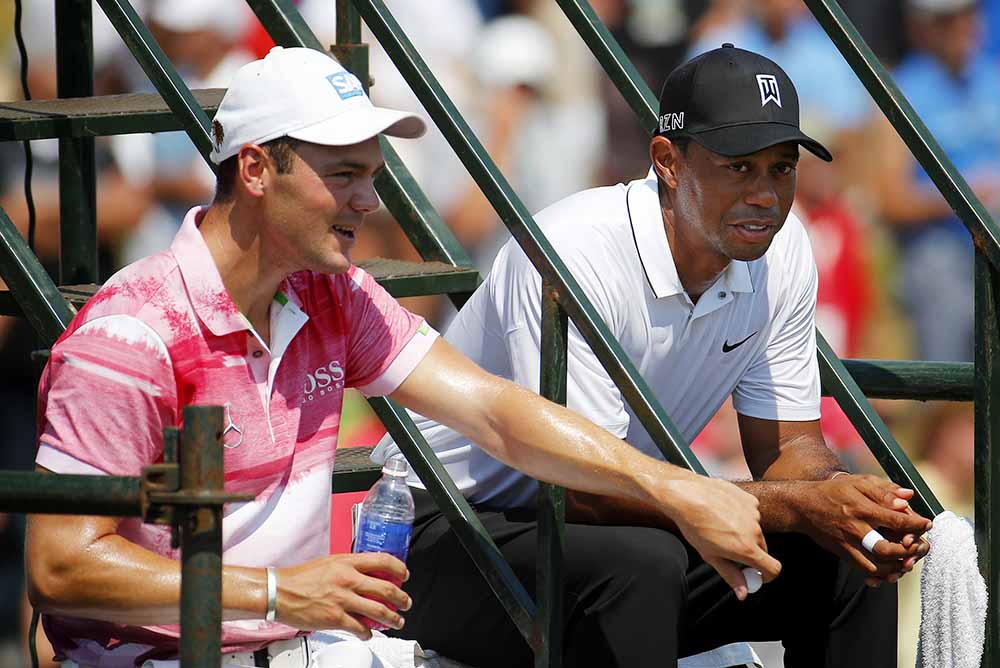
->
xmin=0 ymin=0 xmax=991 ymax=666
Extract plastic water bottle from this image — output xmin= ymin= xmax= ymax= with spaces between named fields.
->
xmin=352 ymin=458 xmax=414 ymax=630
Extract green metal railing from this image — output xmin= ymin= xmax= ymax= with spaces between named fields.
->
xmin=0 ymin=0 xmax=991 ymax=665
xmin=0 ymin=406 xmax=249 ymax=668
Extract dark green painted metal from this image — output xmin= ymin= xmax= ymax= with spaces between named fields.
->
xmin=332 ymin=5 xmax=479 ymax=308
xmin=179 ymin=405 xmax=225 ymax=668
xmin=0 ymin=205 xmax=74 ymax=346
xmin=95 ymin=0 xmax=216 ymax=168
xmin=245 ymin=0 xmax=326 ymax=51
xmin=0 ymin=262 xmax=477 ymax=317
xmin=336 ymin=0 xmax=362 ymax=44
xmin=378 ymin=140 xmax=475 ymax=270
xmin=355 ymin=259 xmax=479 ymax=297
xmin=803 ymin=0 xmax=1000 ymax=270
xmin=536 ymin=281 xmax=567 ymax=667
xmin=554 ymin=0 xmax=657 ymax=131
xmin=975 ymin=254 xmax=1000 ymax=668
xmin=818 ymin=339 xmax=943 ymax=519
xmin=367 ymin=397 xmax=538 ymax=647
xmin=331 ymin=446 xmax=381 ymax=494
xmin=0 ymin=472 xmax=142 ymax=515
xmin=333 ymin=0 xmax=369 ymax=82
xmin=832 ymin=360 xmax=973 ymax=402
xmin=355 ymin=0 xmax=704 ymax=476
xmin=56 ymin=0 xmax=98 ymax=285
xmin=331 ymin=468 xmax=381 ymax=494
xmin=0 ymin=89 xmax=225 ymax=142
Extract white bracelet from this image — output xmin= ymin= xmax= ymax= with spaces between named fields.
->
xmin=265 ymin=567 xmax=277 ymax=622
xmin=829 ymin=471 xmax=850 ymax=480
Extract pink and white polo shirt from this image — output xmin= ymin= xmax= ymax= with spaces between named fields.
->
xmin=35 ymin=206 xmax=438 ymax=666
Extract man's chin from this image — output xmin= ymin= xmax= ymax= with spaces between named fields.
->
xmin=728 ymin=244 xmax=771 ymax=262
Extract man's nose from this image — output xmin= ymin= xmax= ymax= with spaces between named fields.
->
xmin=352 ymin=178 xmax=381 ymax=214
xmin=745 ymin=173 xmax=779 ymax=209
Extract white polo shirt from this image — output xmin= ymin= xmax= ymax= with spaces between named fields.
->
xmin=374 ymin=169 xmax=820 ymax=508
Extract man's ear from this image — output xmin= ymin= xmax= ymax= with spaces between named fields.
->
xmin=236 ymin=144 xmax=268 ymax=198
xmin=650 ymin=136 xmax=681 ymax=189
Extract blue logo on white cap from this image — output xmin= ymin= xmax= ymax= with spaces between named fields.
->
xmin=326 ymin=72 xmax=364 ymax=100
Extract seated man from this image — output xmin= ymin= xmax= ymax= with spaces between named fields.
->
xmin=375 ymin=44 xmax=931 ymax=667
xmin=24 ymin=47 xmax=776 ymax=668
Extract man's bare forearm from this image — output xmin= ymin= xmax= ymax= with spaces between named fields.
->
xmin=27 ymin=516 xmax=267 ymax=626
xmin=741 ymin=434 xmax=844 ymax=533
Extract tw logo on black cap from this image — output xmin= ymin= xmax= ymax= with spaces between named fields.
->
xmin=655 ymin=43 xmax=832 ymax=162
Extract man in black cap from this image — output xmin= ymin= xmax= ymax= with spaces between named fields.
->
xmin=376 ymin=45 xmax=930 ymax=667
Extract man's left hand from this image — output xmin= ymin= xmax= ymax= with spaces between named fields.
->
xmin=791 ymin=474 xmax=932 ymax=583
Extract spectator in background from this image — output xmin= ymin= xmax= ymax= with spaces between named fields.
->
xmin=115 ymin=0 xmax=255 ymax=264
xmin=596 ymin=0 xmax=713 ymax=184
xmin=447 ymin=14 xmax=606 ymax=271
xmin=687 ymin=0 xmax=871 ymax=153
xmin=795 ymin=124 xmax=873 ymax=459
xmin=871 ymin=0 xmax=1000 ymax=362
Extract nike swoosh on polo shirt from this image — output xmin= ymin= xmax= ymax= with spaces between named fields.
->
xmin=722 ymin=331 xmax=759 ymax=353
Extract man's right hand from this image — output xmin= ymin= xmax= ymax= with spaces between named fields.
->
xmin=667 ymin=475 xmax=782 ymax=600
xmin=790 ymin=474 xmax=932 ymax=580
xmin=275 ymin=553 xmax=412 ymax=638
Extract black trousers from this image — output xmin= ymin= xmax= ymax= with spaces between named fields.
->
xmin=391 ymin=490 xmax=897 ymax=668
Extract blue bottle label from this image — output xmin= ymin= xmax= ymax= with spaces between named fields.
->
xmin=354 ymin=517 xmax=412 ymax=561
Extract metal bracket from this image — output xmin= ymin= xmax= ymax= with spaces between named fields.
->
xmin=140 ymin=426 xmax=253 ymax=549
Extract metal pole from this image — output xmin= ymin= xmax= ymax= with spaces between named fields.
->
xmin=0 ymin=205 xmax=74 ymax=346
xmin=535 ymin=280 xmax=567 ymax=667
xmin=179 ymin=405 xmax=225 ymax=668
xmin=0 ymin=472 xmax=142 ymax=515
xmin=976 ymin=253 xmax=1000 ymax=668
xmin=367 ymin=396 xmax=538 ymax=646
xmin=56 ymin=0 xmax=98 ymax=285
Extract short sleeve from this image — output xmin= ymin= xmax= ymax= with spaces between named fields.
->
xmin=497 ymin=243 xmax=630 ymax=437
xmin=733 ymin=253 xmax=821 ymax=422
xmin=36 ymin=315 xmax=178 ymax=475
xmin=341 ymin=267 xmax=439 ymax=397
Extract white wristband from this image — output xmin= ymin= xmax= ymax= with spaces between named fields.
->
xmin=265 ymin=567 xmax=277 ymax=622
xmin=861 ymin=529 xmax=886 ymax=553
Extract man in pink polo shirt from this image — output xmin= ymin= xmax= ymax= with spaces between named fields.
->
xmin=25 ymin=47 xmax=779 ymax=668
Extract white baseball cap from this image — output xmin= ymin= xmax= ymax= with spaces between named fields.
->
xmin=209 ymin=46 xmax=426 ymax=164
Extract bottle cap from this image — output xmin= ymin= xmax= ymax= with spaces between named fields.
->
xmin=382 ymin=458 xmax=409 ymax=477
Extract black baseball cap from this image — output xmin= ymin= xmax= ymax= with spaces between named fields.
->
xmin=657 ymin=44 xmax=832 ymax=162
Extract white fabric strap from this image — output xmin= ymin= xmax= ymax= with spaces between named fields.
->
xmin=861 ymin=529 xmax=886 ymax=553
xmin=266 ymin=567 xmax=278 ymax=622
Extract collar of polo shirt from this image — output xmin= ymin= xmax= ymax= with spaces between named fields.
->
xmin=626 ymin=168 xmax=753 ymax=301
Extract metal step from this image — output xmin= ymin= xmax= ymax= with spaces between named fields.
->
xmin=0 ymin=89 xmax=225 ymax=141
xmin=332 ymin=445 xmax=381 ymax=493
xmin=0 ymin=258 xmax=480 ymax=316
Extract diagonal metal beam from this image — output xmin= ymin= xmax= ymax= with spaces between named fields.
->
xmin=803 ymin=0 xmax=1000 ymax=271
xmin=355 ymin=0 xmax=705 ymax=475
xmin=0 ymin=206 xmax=73 ymax=346
xmin=95 ymin=0 xmax=216 ymax=168
xmin=368 ymin=397 xmax=538 ymax=646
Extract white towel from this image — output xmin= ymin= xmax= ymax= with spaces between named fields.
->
xmin=916 ymin=510 xmax=988 ymax=668
xmin=312 ymin=630 xmax=436 ymax=668
xmin=677 ymin=642 xmax=763 ymax=668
